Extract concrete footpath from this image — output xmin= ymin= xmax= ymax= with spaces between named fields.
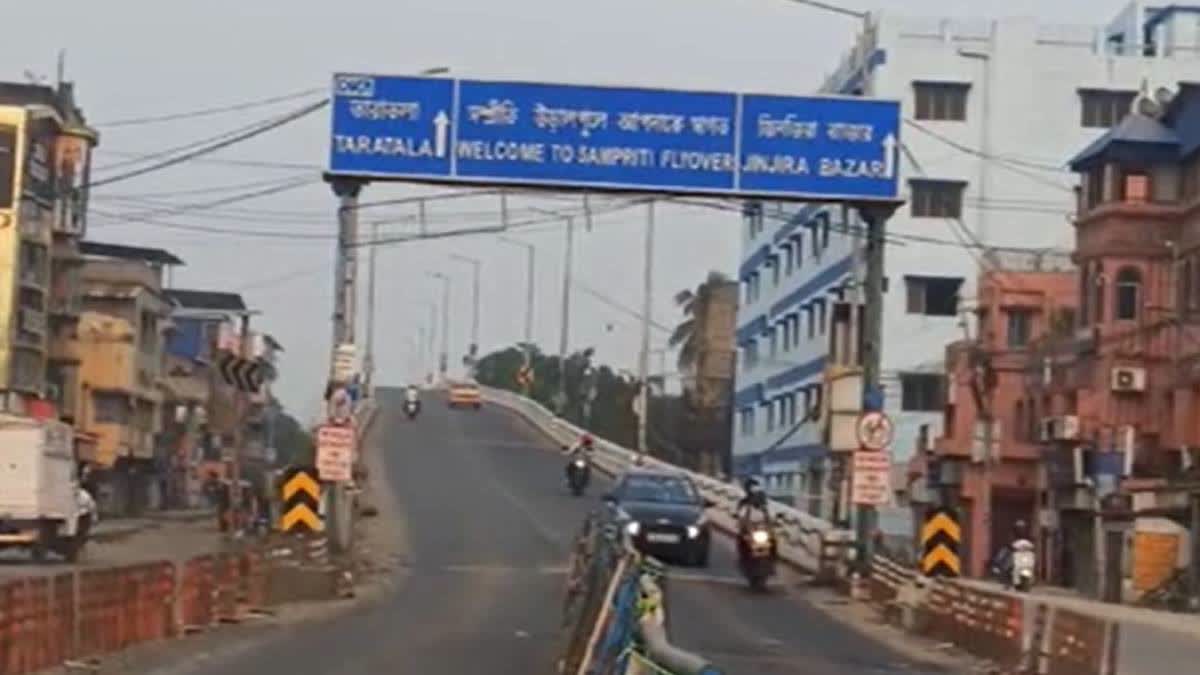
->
xmin=963 ymin=579 xmax=1200 ymax=675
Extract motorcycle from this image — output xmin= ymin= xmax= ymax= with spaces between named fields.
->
xmin=403 ymin=399 xmax=420 ymax=420
xmin=738 ymin=524 xmax=776 ymax=591
xmin=1010 ymin=539 xmax=1035 ymax=592
xmin=566 ymin=454 xmax=590 ymax=496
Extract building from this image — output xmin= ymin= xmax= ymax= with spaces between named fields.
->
xmin=76 ymin=241 xmax=183 ymax=515
xmin=0 ymin=82 xmax=97 ymax=422
xmin=731 ymin=3 xmax=1200 ymax=529
xmin=677 ymin=273 xmax=738 ymax=476
xmin=923 ymin=256 xmax=1076 ymax=576
xmin=162 ymin=289 xmax=281 ymax=506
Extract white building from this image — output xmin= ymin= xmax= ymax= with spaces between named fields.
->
xmin=731 ymin=3 xmax=1200 ymax=523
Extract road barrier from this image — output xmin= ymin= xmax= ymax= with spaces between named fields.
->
xmin=0 ymin=540 xmax=336 ymax=674
xmin=561 ymin=503 xmax=722 ymax=675
xmin=480 ymin=386 xmax=852 ymax=580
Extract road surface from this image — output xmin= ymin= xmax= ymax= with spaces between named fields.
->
xmin=163 ymin=389 xmax=942 ymax=675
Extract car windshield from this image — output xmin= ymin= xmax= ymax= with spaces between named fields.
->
xmin=618 ymin=474 xmax=698 ymax=505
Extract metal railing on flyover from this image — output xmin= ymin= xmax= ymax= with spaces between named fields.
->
xmin=479 ymin=386 xmax=853 ymax=580
xmin=561 ymin=501 xmax=721 ymax=675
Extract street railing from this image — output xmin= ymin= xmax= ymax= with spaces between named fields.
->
xmin=480 ymin=386 xmax=852 ymax=579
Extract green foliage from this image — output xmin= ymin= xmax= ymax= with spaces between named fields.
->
xmin=273 ymin=410 xmax=315 ymax=466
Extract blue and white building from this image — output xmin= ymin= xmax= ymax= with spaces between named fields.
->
xmin=732 ymin=2 xmax=1200 ymax=522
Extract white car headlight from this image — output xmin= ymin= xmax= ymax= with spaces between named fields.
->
xmin=750 ymin=529 xmax=770 ymax=545
xmin=625 ymin=521 xmax=641 ymax=536
xmin=686 ymin=525 xmax=701 ymax=539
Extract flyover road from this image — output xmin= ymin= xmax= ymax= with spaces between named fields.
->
xmin=168 ymin=389 xmax=942 ymax=675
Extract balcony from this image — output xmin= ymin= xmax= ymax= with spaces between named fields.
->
xmin=49 ymin=332 xmax=81 ymax=363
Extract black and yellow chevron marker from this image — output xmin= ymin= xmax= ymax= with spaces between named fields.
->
xmin=920 ymin=507 xmax=961 ymax=578
xmin=281 ymin=467 xmax=323 ymax=533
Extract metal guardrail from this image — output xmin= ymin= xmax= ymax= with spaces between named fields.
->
xmin=480 ymin=386 xmax=853 ymax=579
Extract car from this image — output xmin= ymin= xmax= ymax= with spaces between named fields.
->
xmin=448 ymin=380 xmax=482 ymax=409
xmin=605 ymin=469 xmax=712 ymax=567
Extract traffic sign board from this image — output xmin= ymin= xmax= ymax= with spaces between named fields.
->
xmin=855 ymin=410 xmax=894 ymax=451
xmin=850 ymin=451 xmax=890 ymax=506
xmin=217 ymin=352 xmax=263 ymax=393
xmin=316 ymin=425 xmax=356 ymax=483
xmin=328 ymin=74 xmax=901 ymax=202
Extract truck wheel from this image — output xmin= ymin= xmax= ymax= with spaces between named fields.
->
xmin=31 ymin=521 xmax=54 ymax=563
xmin=63 ymin=516 xmax=91 ymax=563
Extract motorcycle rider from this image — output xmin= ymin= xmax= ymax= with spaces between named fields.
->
xmin=735 ymin=477 xmax=774 ymax=560
xmin=989 ymin=519 xmax=1031 ymax=585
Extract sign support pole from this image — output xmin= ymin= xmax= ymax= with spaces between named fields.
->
xmin=856 ymin=203 xmax=897 ymax=568
xmin=230 ymin=311 xmax=252 ymax=537
xmin=637 ymin=202 xmax=655 ymax=459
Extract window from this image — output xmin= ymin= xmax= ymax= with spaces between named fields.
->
xmin=904 ymin=275 xmax=962 ymax=316
xmin=793 ymin=235 xmax=804 ymax=271
xmin=816 ymin=300 xmax=827 ymax=336
xmin=770 ymin=256 xmax=780 ymax=287
xmin=0 ymin=125 xmax=15 ymax=210
xmin=93 ymin=392 xmax=131 ymax=424
xmin=769 ymin=326 xmax=779 ymax=357
xmin=784 ymin=245 xmax=794 ymax=276
xmin=1006 ymin=309 xmax=1033 ymax=348
xmin=744 ymin=201 xmax=764 ymax=238
xmin=1121 ymin=170 xmax=1150 ymax=203
xmin=910 ymin=179 xmax=966 ymax=218
xmin=1180 ymin=258 xmax=1194 ymax=317
xmin=819 ymin=214 xmax=831 ymax=252
xmin=1080 ymin=89 xmax=1136 ymax=128
xmin=780 ymin=320 xmax=791 ymax=352
xmin=1115 ymin=266 xmax=1141 ymax=320
xmin=900 ymin=373 xmax=944 ymax=412
xmin=810 ymin=384 xmax=824 ymax=417
xmin=766 ymin=402 xmax=776 ymax=432
xmin=806 ymin=305 xmax=816 ymax=338
xmin=913 ymin=82 xmax=969 ymax=121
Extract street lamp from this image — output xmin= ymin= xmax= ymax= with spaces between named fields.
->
xmin=497 ymin=236 xmax=536 ymax=353
xmin=426 ymin=272 xmax=450 ymax=377
xmin=530 ymin=208 xmax=576 ymax=412
xmin=447 ymin=253 xmax=482 ymax=360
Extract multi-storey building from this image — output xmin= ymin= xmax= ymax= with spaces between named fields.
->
xmin=732 ymin=3 xmax=1200 ymax=530
xmin=76 ymin=241 xmax=182 ymax=515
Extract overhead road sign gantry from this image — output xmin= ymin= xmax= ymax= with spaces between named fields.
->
xmin=327 ymin=73 xmax=901 ymax=203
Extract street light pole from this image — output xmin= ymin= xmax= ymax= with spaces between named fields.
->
xmin=558 ymin=216 xmax=575 ymax=412
xmin=365 ymin=222 xmax=380 ymax=391
xmin=637 ymin=202 xmax=656 ymax=459
xmin=448 ymin=254 xmax=482 ymax=359
xmin=498 ymin=237 xmax=536 ymax=351
xmin=427 ymin=272 xmax=450 ymax=378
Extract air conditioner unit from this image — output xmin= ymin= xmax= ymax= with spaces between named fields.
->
xmin=1111 ymin=366 xmax=1147 ymax=393
xmin=1040 ymin=415 xmax=1080 ymax=442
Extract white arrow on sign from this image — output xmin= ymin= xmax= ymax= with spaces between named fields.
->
xmin=433 ymin=110 xmax=449 ymax=158
xmin=881 ymin=133 xmax=897 ymax=180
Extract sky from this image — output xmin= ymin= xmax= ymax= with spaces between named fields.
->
xmin=2 ymin=0 xmax=1119 ymax=420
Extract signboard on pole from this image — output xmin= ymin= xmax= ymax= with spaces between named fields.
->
xmin=328 ymin=74 xmax=901 ymax=202
xmin=850 ymin=451 xmax=890 ymax=506
xmin=316 ymin=425 xmax=356 ymax=483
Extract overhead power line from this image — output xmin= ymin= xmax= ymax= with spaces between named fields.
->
xmin=96 ymin=87 xmax=325 ymax=127
xmin=87 ymin=99 xmax=329 ymax=189
xmin=778 ymin=0 xmax=866 ymax=19
xmin=97 ymin=151 xmax=319 ymax=172
xmin=94 ymin=175 xmax=313 ymax=200
xmin=100 ymin=177 xmax=317 ymax=222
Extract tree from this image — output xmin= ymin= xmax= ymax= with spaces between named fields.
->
xmin=668 ymin=270 xmax=732 ymax=374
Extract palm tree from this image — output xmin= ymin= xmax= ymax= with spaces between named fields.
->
xmin=668 ymin=270 xmax=732 ymax=374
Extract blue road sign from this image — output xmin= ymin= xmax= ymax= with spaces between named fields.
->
xmin=328 ymin=73 xmax=900 ymax=202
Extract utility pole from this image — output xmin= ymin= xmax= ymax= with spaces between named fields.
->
xmin=857 ymin=204 xmax=896 ymax=567
xmin=365 ymin=221 xmax=379 ymax=392
xmin=229 ymin=310 xmax=254 ymax=536
xmin=637 ymin=202 xmax=656 ymax=459
xmin=557 ymin=216 xmax=575 ymax=413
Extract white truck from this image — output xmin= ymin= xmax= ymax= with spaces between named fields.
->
xmin=0 ymin=415 xmax=95 ymax=562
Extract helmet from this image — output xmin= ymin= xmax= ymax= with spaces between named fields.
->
xmin=742 ymin=476 xmax=761 ymax=493
xmin=581 ymin=434 xmax=594 ymax=447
